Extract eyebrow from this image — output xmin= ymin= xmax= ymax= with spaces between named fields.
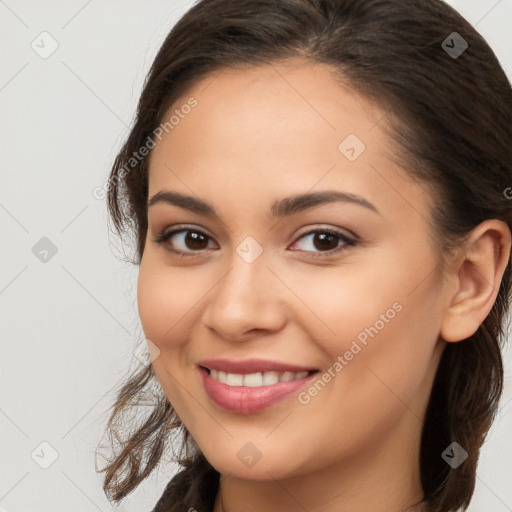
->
xmin=147 ymin=189 xmax=380 ymax=218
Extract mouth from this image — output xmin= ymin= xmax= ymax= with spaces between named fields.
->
xmin=196 ymin=359 xmax=319 ymax=414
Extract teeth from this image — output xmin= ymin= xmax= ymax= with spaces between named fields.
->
xmin=209 ymin=369 xmax=310 ymax=387
xmin=243 ymin=372 xmax=263 ymax=387
xmin=280 ymin=371 xmax=295 ymax=382
xmin=262 ymin=371 xmax=280 ymax=385
xmin=226 ymin=373 xmax=244 ymax=386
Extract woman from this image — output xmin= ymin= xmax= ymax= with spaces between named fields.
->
xmin=96 ymin=1 xmax=512 ymax=511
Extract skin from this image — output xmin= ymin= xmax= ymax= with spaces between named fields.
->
xmin=137 ymin=57 xmax=511 ymax=512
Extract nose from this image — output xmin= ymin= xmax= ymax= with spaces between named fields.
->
xmin=201 ymin=251 xmax=287 ymax=342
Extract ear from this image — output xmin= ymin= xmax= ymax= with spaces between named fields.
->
xmin=440 ymin=219 xmax=511 ymax=343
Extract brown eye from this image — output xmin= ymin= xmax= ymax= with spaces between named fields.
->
xmin=154 ymin=228 xmax=217 ymax=255
xmin=312 ymin=232 xmax=339 ymax=251
xmin=183 ymin=231 xmax=209 ymax=250
xmin=290 ymin=229 xmax=356 ymax=256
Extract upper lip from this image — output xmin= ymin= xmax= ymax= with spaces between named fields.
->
xmin=197 ymin=358 xmax=318 ymax=374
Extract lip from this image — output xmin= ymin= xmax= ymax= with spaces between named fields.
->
xmin=197 ymin=362 xmax=318 ymax=414
xmin=197 ymin=358 xmax=317 ymax=374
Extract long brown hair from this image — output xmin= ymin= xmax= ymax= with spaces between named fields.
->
xmin=96 ymin=1 xmax=512 ymax=511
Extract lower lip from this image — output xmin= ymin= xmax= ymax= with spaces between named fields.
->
xmin=198 ymin=366 xmax=316 ymax=414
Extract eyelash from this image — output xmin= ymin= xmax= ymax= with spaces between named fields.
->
xmin=152 ymin=225 xmax=357 ymax=258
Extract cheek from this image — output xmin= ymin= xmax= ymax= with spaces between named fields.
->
xmin=306 ymin=252 xmax=442 ymax=410
xmin=293 ymin=259 xmax=405 ymax=354
xmin=136 ymin=257 xmax=199 ymax=411
xmin=316 ymin=242 xmax=441 ymax=357
xmin=137 ymin=261 xmax=170 ymax=342
xmin=137 ymin=255 xmax=199 ymax=343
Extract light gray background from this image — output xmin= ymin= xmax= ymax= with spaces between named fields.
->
xmin=1 ymin=1 xmax=511 ymax=511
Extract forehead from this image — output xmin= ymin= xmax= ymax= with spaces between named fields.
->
xmin=157 ymin=58 xmax=384 ymax=155
xmin=147 ymin=58 xmax=432 ymax=229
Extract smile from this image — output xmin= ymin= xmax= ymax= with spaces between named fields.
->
xmin=196 ymin=359 xmax=319 ymax=414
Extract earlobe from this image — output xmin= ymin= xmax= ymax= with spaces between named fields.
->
xmin=440 ymin=219 xmax=511 ymax=343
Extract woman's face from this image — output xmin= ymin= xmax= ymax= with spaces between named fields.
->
xmin=138 ymin=58 xmax=450 ymax=483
